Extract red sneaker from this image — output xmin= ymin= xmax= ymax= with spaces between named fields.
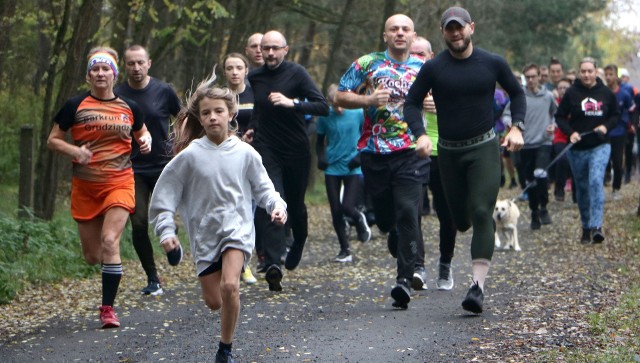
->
xmin=99 ymin=305 xmax=120 ymax=329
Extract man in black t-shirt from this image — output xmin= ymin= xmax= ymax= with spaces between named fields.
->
xmin=116 ymin=45 xmax=181 ymax=296
xmin=248 ymin=30 xmax=329 ymax=291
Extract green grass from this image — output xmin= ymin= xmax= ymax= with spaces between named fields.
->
xmin=0 ymin=197 xmax=155 ymax=305
xmin=0 ymin=164 xmax=325 ymax=305
xmin=536 ymin=217 xmax=640 ymax=363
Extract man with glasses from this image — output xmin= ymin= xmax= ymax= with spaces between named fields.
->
xmin=248 ymin=30 xmax=329 ymax=291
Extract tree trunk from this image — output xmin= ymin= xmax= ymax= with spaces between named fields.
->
xmin=32 ymin=0 xmax=52 ymax=95
xmin=378 ymin=0 xmax=396 ymax=52
xmin=297 ymin=21 xmax=316 ymax=69
xmin=34 ymin=0 xmax=104 ymax=220
xmin=0 ymin=0 xmax=18 ymax=86
xmin=321 ymin=0 xmax=355 ymax=94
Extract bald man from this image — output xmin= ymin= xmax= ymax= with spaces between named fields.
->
xmin=248 ymin=30 xmax=329 ymax=291
xmin=410 ymin=36 xmax=434 ymax=59
xmin=336 ymin=14 xmax=431 ymax=309
xmin=245 ymin=33 xmax=264 ymax=70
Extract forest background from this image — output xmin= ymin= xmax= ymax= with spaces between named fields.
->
xmin=0 ymin=0 xmax=639 ymax=220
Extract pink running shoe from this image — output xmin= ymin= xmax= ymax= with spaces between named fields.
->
xmin=99 ymin=305 xmax=120 ymax=329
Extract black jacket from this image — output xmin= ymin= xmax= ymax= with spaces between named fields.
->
xmin=555 ymin=78 xmax=620 ymax=150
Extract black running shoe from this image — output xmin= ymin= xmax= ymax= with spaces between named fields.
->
xmin=530 ymin=210 xmax=541 ymax=230
xmin=539 ymin=208 xmax=552 ymax=225
xmin=355 ymin=211 xmax=372 ymax=243
xmin=215 ymin=348 xmax=234 ymax=363
xmin=391 ymin=278 xmax=411 ymax=309
xmin=580 ymin=228 xmax=592 ymax=245
xmin=461 ymin=281 xmax=484 ymax=314
xmin=265 ymin=264 xmax=283 ymax=292
xmin=591 ymin=227 xmax=605 ymax=243
xmin=411 ymin=266 xmax=427 ymax=290
xmin=166 ymin=246 xmax=182 ymax=266
xmin=284 ymin=242 xmax=305 ymax=270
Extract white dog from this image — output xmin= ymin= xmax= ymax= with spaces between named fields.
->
xmin=493 ymin=199 xmax=521 ymax=251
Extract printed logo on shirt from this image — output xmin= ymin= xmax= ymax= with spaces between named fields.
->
xmin=581 ymin=97 xmax=603 ymax=116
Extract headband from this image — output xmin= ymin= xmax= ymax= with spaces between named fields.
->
xmin=87 ymin=52 xmax=118 ymax=78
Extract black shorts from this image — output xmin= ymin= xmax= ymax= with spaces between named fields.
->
xmin=198 ymin=259 xmax=224 ymax=277
xmin=197 ymin=254 xmax=246 ymax=277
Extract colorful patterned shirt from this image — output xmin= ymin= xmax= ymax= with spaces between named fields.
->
xmin=338 ymin=51 xmax=424 ymax=154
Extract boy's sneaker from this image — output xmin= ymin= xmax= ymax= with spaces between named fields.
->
xmin=580 ymin=228 xmax=592 ymax=245
xmin=265 ymin=264 xmax=283 ymax=292
xmin=215 ymin=349 xmax=234 ymax=363
xmin=539 ymin=208 xmax=552 ymax=225
xmin=241 ymin=266 xmax=257 ymax=284
xmin=99 ymin=305 xmax=120 ymax=329
xmin=141 ymin=280 xmax=163 ymax=295
xmin=355 ymin=211 xmax=372 ymax=243
xmin=334 ymin=250 xmax=353 ymax=263
xmin=391 ymin=278 xmax=411 ymax=309
xmin=166 ymin=246 xmax=182 ymax=266
xmin=591 ymin=227 xmax=605 ymax=243
xmin=461 ymin=282 xmax=484 ymax=314
xmin=411 ymin=266 xmax=428 ymax=290
xmin=436 ymin=262 xmax=454 ymax=290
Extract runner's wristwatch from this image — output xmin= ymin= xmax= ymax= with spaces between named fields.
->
xmin=512 ymin=120 xmax=525 ymax=132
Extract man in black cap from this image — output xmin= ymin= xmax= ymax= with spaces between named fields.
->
xmin=405 ymin=6 xmax=526 ymax=314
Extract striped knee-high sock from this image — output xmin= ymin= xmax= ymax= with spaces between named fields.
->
xmin=102 ymin=263 xmax=123 ymax=307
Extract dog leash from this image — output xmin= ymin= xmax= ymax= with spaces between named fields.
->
xmin=512 ymin=130 xmax=598 ymax=202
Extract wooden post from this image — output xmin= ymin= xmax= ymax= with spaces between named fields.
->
xmin=18 ymin=125 xmax=34 ymax=219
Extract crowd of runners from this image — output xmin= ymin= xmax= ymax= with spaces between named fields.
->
xmin=46 ymin=6 xmax=640 ymax=363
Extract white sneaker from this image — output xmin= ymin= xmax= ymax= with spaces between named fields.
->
xmin=334 ymin=251 xmax=353 ymax=263
xmin=436 ymin=262 xmax=454 ymax=290
xmin=612 ymin=190 xmax=622 ymax=201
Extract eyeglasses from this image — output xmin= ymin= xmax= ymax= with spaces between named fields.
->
xmin=261 ymin=45 xmax=286 ymax=52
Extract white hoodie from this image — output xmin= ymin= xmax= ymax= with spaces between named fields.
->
xmin=149 ymin=135 xmax=286 ymax=275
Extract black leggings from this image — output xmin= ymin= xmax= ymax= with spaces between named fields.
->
xmin=131 ymin=173 xmax=159 ymax=282
xmin=416 ymin=156 xmax=457 ymax=266
xmin=325 ymin=174 xmax=364 ymax=252
xmin=438 ymin=137 xmax=501 ymax=261
xmin=253 ymin=146 xmax=310 ymax=266
xmin=608 ymin=135 xmax=625 ymax=190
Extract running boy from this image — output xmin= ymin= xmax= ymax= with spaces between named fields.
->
xmin=149 ymin=74 xmax=287 ymax=363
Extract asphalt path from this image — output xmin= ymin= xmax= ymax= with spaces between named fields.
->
xmin=0 ymin=197 xmax=623 ymax=362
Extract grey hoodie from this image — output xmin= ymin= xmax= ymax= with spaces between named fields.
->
xmin=503 ymin=87 xmax=557 ymax=148
xmin=149 ymin=135 xmax=286 ymax=275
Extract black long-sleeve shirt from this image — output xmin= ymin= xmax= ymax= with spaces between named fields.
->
xmin=555 ymin=78 xmax=620 ymax=150
xmin=249 ymin=61 xmax=328 ymax=158
xmin=405 ymin=47 xmax=526 ymax=141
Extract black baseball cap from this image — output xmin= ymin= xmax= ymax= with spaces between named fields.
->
xmin=441 ymin=6 xmax=472 ymax=28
